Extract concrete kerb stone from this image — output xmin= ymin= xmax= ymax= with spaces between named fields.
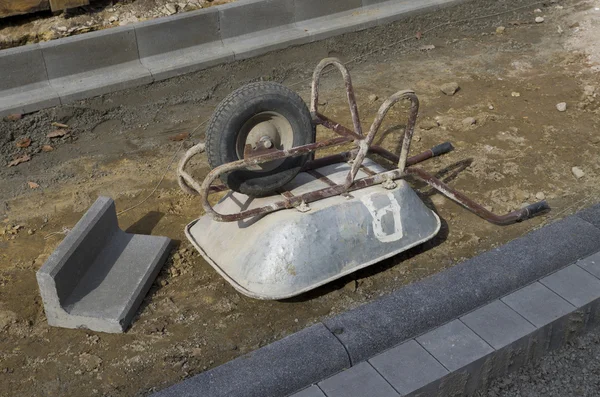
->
xmin=135 ymin=8 xmax=234 ymax=81
xmin=36 ymin=196 xmax=171 ymax=333
xmin=40 ymin=25 xmax=153 ymax=104
xmin=0 ymin=44 xmax=60 ymax=117
xmin=0 ymin=0 xmax=486 ymax=116
xmin=324 ymin=215 xmax=600 ymax=364
xmin=152 ymin=323 xmax=350 ymax=397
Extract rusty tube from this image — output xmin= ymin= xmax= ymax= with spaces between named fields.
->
xmin=311 ymin=58 xmax=363 ymax=137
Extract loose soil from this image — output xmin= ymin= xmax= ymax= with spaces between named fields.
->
xmin=1 ymin=0 xmax=599 ymax=396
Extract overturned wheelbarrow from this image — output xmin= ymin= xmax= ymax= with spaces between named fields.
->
xmin=178 ymin=58 xmax=550 ymax=300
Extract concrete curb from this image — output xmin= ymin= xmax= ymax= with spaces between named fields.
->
xmin=0 ymin=0 xmax=465 ymax=117
xmin=36 ymin=196 xmax=171 ymax=333
xmin=151 ymin=203 xmax=600 ymax=397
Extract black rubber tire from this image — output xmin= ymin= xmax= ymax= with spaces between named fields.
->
xmin=205 ymin=81 xmax=315 ymax=197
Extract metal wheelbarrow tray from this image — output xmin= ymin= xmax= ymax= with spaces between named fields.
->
xmin=178 ymin=58 xmax=550 ymax=300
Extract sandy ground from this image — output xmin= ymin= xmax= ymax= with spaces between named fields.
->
xmin=1 ymin=0 xmax=600 ymax=396
xmin=0 ymin=0 xmax=234 ymax=50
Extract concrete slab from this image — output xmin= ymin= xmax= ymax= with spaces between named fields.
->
xmin=296 ymin=8 xmax=380 ymax=43
xmin=41 ymin=26 xmax=153 ymax=103
xmin=0 ymin=44 xmax=60 ymax=117
xmin=318 ymin=362 xmax=399 ymax=397
xmin=577 ymin=203 xmax=600 ymax=229
xmin=502 ymin=282 xmax=577 ymax=352
xmin=224 ymin=26 xmax=311 ymax=61
xmin=294 ymin=0 xmax=362 ymax=22
xmin=324 ymin=215 xmax=600 ymax=364
xmin=219 ymin=0 xmax=295 ymax=39
xmin=540 ymin=264 xmax=600 ymax=308
xmin=135 ymin=8 xmax=234 ymax=81
xmin=153 ymin=323 xmax=349 ymax=397
xmin=369 ymin=339 xmax=448 ymax=396
xmin=289 ymin=386 xmax=327 ymax=397
xmin=36 ymin=197 xmax=170 ymax=333
xmin=578 ymin=251 xmax=600 ymax=279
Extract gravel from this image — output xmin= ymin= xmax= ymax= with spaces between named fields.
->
xmin=479 ymin=326 xmax=600 ymax=397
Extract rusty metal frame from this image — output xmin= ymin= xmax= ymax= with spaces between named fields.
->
xmin=178 ymin=57 xmax=549 ymax=225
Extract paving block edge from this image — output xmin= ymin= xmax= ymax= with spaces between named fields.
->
xmin=0 ymin=0 xmax=469 ymax=117
xmin=151 ymin=206 xmax=600 ymax=397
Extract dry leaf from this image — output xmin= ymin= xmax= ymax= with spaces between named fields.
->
xmin=16 ymin=137 xmax=31 ymax=148
xmin=416 ymin=31 xmax=422 ymax=40
xmin=28 ymin=181 xmax=40 ymax=189
xmin=42 ymin=145 xmax=54 ymax=152
xmin=51 ymin=122 xmax=69 ymax=128
xmin=169 ymin=132 xmax=189 ymax=142
xmin=47 ymin=130 xmax=67 ymax=138
xmin=8 ymin=154 xmax=31 ymax=167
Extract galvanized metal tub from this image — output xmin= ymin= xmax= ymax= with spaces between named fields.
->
xmin=186 ymin=159 xmax=440 ymax=299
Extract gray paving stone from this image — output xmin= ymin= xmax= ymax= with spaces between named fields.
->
xmin=219 ymin=0 xmax=295 ymax=39
xmin=152 ymin=323 xmax=349 ymax=397
xmin=294 ymin=0 xmax=361 ymax=22
xmin=36 ymin=197 xmax=170 ymax=333
xmin=460 ymin=300 xmax=535 ymax=350
xmin=41 ymin=26 xmax=152 ymax=103
xmin=289 ymin=385 xmax=326 ymax=397
xmin=501 ymin=282 xmax=575 ymax=328
xmin=135 ymin=8 xmax=234 ymax=81
xmin=324 ymin=215 xmax=600 ymax=364
xmin=296 ymin=8 xmax=380 ymax=43
xmin=577 ymin=203 xmax=600 ymax=229
xmin=540 ymin=264 xmax=600 ymax=308
xmin=416 ymin=319 xmax=494 ymax=372
xmin=224 ymin=26 xmax=311 ymax=61
xmin=318 ymin=362 xmax=399 ymax=397
xmin=374 ymin=0 xmax=453 ymax=25
xmin=0 ymin=44 xmax=60 ymax=117
xmin=578 ymin=251 xmax=600 ymax=279
xmin=369 ymin=339 xmax=448 ymax=396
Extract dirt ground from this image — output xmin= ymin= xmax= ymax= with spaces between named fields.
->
xmin=0 ymin=0 xmax=235 ymax=50
xmin=1 ymin=0 xmax=600 ymax=396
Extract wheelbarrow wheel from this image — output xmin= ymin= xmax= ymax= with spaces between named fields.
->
xmin=206 ymin=81 xmax=315 ymax=197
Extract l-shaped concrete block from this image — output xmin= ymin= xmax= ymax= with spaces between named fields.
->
xmin=36 ymin=196 xmax=170 ymax=333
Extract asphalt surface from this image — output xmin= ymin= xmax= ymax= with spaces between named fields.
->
xmin=481 ymin=325 xmax=600 ymax=397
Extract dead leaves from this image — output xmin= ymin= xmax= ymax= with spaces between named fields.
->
xmin=27 ymin=181 xmax=40 ymax=189
xmin=8 ymin=154 xmax=31 ymax=167
xmin=169 ymin=132 xmax=189 ymax=142
xmin=16 ymin=138 xmax=31 ymax=148
xmin=42 ymin=145 xmax=54 ymax=152
xmin=47 ymin=130 xmax=68 ymax=138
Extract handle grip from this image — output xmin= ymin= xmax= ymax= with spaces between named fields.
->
xmin=521 ymin=200 xmax=551 ymax=221
xmin=431 ymin=142 xmax=454 ymax=157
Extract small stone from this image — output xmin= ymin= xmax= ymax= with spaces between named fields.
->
xmin=27 ymin=229 xmax=34 ymax=235
xmin=535 ymin=192 xmax=546 ymax=200
xmin=440 ymin=82 xmax=460 ymax=96
xmin=572 ymin=167 xmax=585 ymax=179
xmin=165 ymin=3 xmax=177 ymax=14
xmin=535 ymin=16 xmax=545 ymax=23
xmin=159 ymin=279 xmax=168 ymax=287
xmin=556 ymin=102 xmax=567 ymax=112
xmin=488 ymin=104 xmax=495 ymax=110
xmin=419 ymin=119 xmax=439 ymax=130
xmin=496 ymin=26 xmax=506 ymax=34
xmin=511 ymin=92 xmax=521 ymax=97
xmin=108 ymin=16 xmax=118 ymax=23
xmin=368 ymin=94 xmax=378 ymax=102
xmin=462 ymin=117 xmax=476 ymax=126
xmin=583 ymin=85 xmax=596 ymax=97
xmin=344 ymin=280 xmax=358 ymax=292
xmin=534 ymin=8 xmax=542 ymax=13
xmin=56 ymin=26 xmax=67 ymax=32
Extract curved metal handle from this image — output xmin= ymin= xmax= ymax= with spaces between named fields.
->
xmin=345 ymin=90 xmax=419 ymax=188
xmin=311 ymin=58 xmax=363 ymax=137
xmin=177 ymin=142 xmax=206 ymax=196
